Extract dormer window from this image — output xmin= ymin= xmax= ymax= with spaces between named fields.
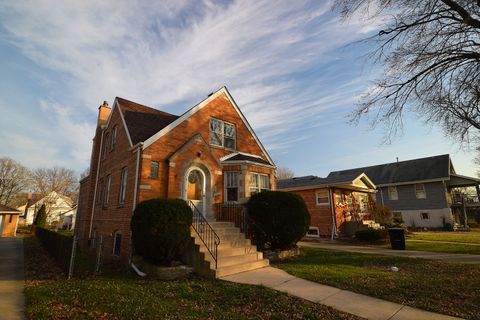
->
xmin=210 ymin=118 xmax=236 ymax=149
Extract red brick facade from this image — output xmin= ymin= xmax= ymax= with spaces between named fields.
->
xmin=75 ymin=88 xmax=276 ymax=265
xmin=0 ymin=213 xmax=19 ymax=237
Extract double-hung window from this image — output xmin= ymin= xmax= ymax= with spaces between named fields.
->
xmin=150 ymin=161 xmax=159 ymax=178
xmin=316 ymin=189 xmax=329 ymax=205
xmin=103 ymin=132 xmax=109 ymax=159
xmin=97 ymin=178 xmax=104 ymax=205
xmin=103 ymin=175 xmax=111 ymax=208
xmin=113 ymin=231 xmax=122 ymax=257
xmin=250 ymin=173 xmax=269 ymax=195
xmin=209 ymin=118 xmax=236 ymax=149
xmin=415 ymin=184 xmax=426 ymax=199
xmin=118 ymin=167 xmax=128 ymax=205
xmin=225 ymin=171 xmax=239 ymax=202
xmin=388 ymin=186 xmax=398 ymax=200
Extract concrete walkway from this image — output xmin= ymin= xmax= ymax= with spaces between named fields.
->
xmin=299 ymin=241 xmax=480 ymax=264
xmin=221 ymin=267 xmax=461 ymax=320
xmin=0 ymin=238 xmax=25 ymax=320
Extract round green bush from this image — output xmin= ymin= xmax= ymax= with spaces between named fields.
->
xmin=131 ymin=198 xmax=193 ymax=265
xmin=355 ymin=228 xmax=387 ymax=241
xmin=246 ymin=191 xmax=310 ymax=250
xmin=33 ymin=204 xmax=47 ymax=228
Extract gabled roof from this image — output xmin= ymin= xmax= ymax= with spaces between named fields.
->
xmin=328 ymin=154 xmax=452 ymax=186
xmin=278 ymin=172 xmax=376 ymax=191
xmin=0 ymin=204 xmax=21 ymax=213
xmin=142 ymin=87 xmax=275 ymax=166
xmin=116 ymin=97 xmax=179 ymax=145
xmin=220 ymin=152 xmax=272 ymax=166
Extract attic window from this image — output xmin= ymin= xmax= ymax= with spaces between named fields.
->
xmin=210 ymin=118 xmax=236 ymax=149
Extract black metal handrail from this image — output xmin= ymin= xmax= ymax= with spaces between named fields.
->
xmin=189 ymin=201 xmax=220 ymax=269
xmin=215 ymin=203 xmax=268 ymax=250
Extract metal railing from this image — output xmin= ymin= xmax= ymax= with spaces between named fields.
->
xmin=189 ymin=201 xmax=220 ymax=269
xmin=214 ymin=203 xmax=268 ymax=250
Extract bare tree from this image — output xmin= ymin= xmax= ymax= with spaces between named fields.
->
xmin=31 ymin=166 xmax=78 ymax=197
xmin=0 ymin=157 xmax=31 ymax=206
xmin=276 ymin=167 xmax=295 ymax=180
xmin=336 ymin=0 xmax=480 ymax=143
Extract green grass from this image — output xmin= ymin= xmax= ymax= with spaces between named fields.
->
xmin=407 ymin=232 xmax=480 ymax=244
xmin=275 ymin=247 xmax=480 ymax=319
xmin=24 ymin=237 xmax=360 ymax=320
xmin=402 ymin=241 xmax=480 ymax=255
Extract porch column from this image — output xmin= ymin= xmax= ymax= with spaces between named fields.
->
xmin=476 ymin=184 xmax=480 ymax=202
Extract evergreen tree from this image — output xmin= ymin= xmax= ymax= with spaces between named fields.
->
xmin=33 ymin=204 xmax=47 ymax=228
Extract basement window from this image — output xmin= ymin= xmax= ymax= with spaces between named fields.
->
xmin=421 ymin=212 xmax=430 ymax=220
xmin=306 ymin=227 xmax=320 ymax=238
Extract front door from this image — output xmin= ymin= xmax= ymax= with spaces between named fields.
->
xmin=186 ymin=169 xmax=205 ymax=216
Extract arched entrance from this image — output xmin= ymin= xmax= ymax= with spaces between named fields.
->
xmin=184 ymin=166 xmax=208 ymax=216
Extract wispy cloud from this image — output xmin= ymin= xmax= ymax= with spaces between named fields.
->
xmin=0 ymin=0 xmax=380 ymax=169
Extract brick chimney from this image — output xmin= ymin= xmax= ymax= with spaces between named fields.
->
xmin=97 ymin=101 xmax=111 ymax=127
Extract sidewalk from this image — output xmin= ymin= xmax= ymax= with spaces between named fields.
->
xmin=299 ymin=241 xmax=480 ymax=264
xmin=0 ymin=238 xmax=25 ymax=320
xmin=221 ymin=267 xmax=461 ymax=320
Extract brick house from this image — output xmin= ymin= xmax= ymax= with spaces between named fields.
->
xmin=277 ymin=173 xmax=377 ymax=238
xmin=75 ymin=87 xmax=275 ymax=274
xmin=0 ymin=204 xmax=21 ymax=237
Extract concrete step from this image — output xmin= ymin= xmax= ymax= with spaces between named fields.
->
xmin=206 ymin=221 xmax=235 ymax=228
xmin=218 ymin=245 xmax=259 ymax=257
xmin=194 ymin=236 xmax=251 ymax=248
xmin=204 ymin=252 xmax=262 ymax=268
xmin=216 ymin=259 xmax=269 ymax=278
xmin=210 ymin=227 xmax=240 ymax=235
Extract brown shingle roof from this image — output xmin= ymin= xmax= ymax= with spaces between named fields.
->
xmin=222 ymin=153 xmax=272 ymax=166
xmin=0 ymin=204 xmax=21 ymax=213
xmin=116 ymin=97 xmax=179 ymax=145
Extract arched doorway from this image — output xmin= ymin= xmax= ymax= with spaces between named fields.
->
xmin=184 ymin=166 xmax=207 ymax=216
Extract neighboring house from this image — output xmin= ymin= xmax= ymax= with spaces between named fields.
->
xmin=75 ymin=87 xmax=275 ymax=276
xmin=277 ymin=173 xmax=377 ymax=238
xmin=327 ymin=154 xmax=480 ymax=229
xmin=18 ymin=191 xmax=75 ymax=227
xmin=0 ymin=204 xmax=20 ymax=237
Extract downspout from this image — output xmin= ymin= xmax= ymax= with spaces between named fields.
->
xmin=129 ymin=143 xmax=142 ymax=265
xmin=329 ymin=188 xmax=336 ymax=240
xmin=88 ymin=127 xmax=105 ymax=239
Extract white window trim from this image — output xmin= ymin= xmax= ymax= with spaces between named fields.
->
xmin=209 ymin=117 xmax=236 ymax=150
xmin=315 ymin=190 xmax=330 ymax=206
xmin=103 ymin=175 xmax=111 ymax=207
xmin=224 ymin=171 xmax=240 ymax=203
xmin=118 ymin=167 xmax=128 ymax=205
xmin=250 ymin=172 xmax=269 ymax=195
xmin=415 ymin=184 xmax=427 ymax=199
xmin=388 ymin=186 xmax=398 ymax=200
xmin=150 ymin=161 xmax=159 ymax=178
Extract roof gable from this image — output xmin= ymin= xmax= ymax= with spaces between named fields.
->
xmin=142 ymin=87 xmax=274 ymax=166
xmin=328 ymin=154 xmax=451 ymax=186
xmin=277 ymin=172 xmax=376 ymax=190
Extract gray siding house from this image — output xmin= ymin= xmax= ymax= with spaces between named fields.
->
xmin=328 ymin=155 xmax=480 ymax=229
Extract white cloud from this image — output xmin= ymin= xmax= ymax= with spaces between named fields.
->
xmin=0 ymin=0 xmax=380 ymax=167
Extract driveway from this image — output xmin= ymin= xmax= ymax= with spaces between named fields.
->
xmin=0 ymin=238 xmax=25 ymax=320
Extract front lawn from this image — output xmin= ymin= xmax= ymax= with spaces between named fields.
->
xmin=24 ymin=237 xmax=360 ymax=320
xmin=275 ymin=247 xmax=480 ymax=320
xmin=399 ymin=240 xmax=480 ymax=255
xmin=408 ymin=232 xmax=480 ymax=244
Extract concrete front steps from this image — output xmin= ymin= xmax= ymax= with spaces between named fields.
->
xmin=191 ymin=220 xmax=269 ymax=278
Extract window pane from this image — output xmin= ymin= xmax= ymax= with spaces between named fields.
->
xmin=210 ymin=118 xmax=222 ymax=133
xmin=150 ymin=161 xmax=159 ymax=178
xmin=210 ymin=119 xmax=223 ymax=146
xmin=316 ymin=190 xmax=329 ymax=204
xmin=227 ymin=187 xmax=238 ymax=202
xmin=260 ymin=175 xmax=269 ymax=189
xmin=226 ymin=172 xmax=239 ymax=187
xmin=224 ymin=137 xmax=235 ymax=149
xmin=224 ymin=123 xmax=235 ymax=137
xmin=250 ymin=174 xmax=258 ymax=187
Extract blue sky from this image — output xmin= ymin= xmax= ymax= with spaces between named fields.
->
xmin=0 ymin=1 xmax=477 ymax=177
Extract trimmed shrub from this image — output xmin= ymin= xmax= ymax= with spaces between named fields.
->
xmin=33 ymin=204 xmax=47 ymax=228
xmin=131 ymin=198 xmax=193 ymax=265
xmin=246 ymin=191 xmax=310 ymax=250
xmin=355 ymin=228 xmax=387 ymax=241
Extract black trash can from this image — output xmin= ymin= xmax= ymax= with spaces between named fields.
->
xmin=388 ymin=228 xmax=406 ymax=250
